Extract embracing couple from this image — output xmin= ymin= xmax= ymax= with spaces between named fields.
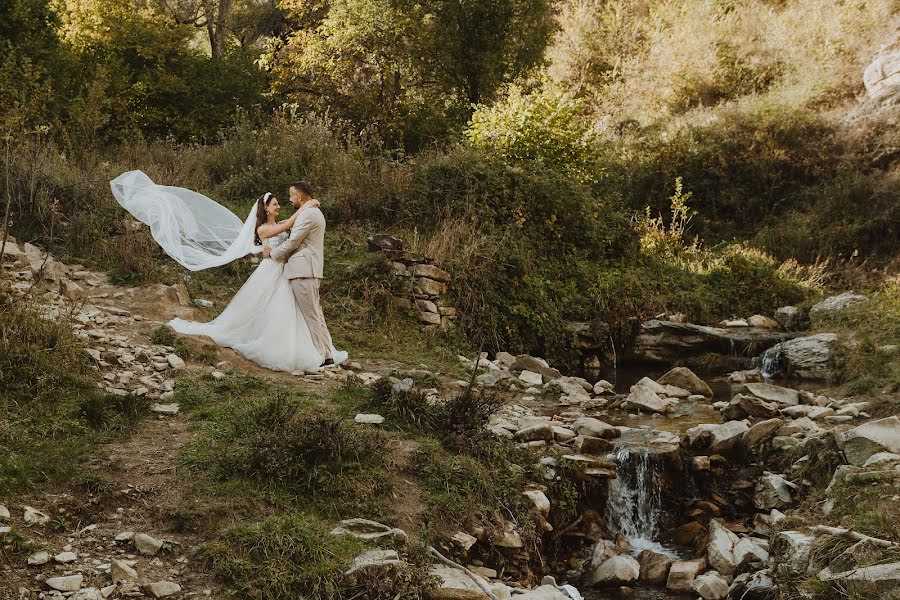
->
xmin=110 ymin=171 xmax=346 ymax=373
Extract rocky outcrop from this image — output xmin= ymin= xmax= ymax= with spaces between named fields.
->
xmin=863 ymin=34 xmax=900 ymax=103
xmin=626 ymin=320 xmax=793 ymax=369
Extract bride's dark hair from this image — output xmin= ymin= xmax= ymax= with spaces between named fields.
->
xmin=254 ymin=193 xmax=274 ymax=245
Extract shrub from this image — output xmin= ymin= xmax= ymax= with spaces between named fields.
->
xmin=188 ymin=394 xmax=391 ymax=511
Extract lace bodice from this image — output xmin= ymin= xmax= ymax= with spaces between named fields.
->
xmin=263 ymin=231 xmax=289 ymax=250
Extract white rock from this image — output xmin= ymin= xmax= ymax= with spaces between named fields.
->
xmin=667 ymin=558 xmax=707 ymax=591
xmin=837 ymin=416 xmax=900 ymax=466
xmin=519 ymin=370 xmax=543 ymax=386
xmin=134 ymin=532 xmax=163 ymax=556
xmin=451 ymin=531 xmax=478 ymax=552
xmin=354 ymin=413 xmax=385 ymax=425
xmin=734 ymin=538 xmax=769 ymax=570
xmin=863 ymin=452 xmax=900 ymax=467
xmin=742 ymin=383 xmax=799 ymax=406
xmin=586 ymin=554 xmax=641 ymax=585
xmin=146 ymin=581 xmax=182 ymax=598
xmin=165 ymin=354 xmax=185 ymax=369
xmin=27 ymin=551 xmax=50 ymax=565
xmin=23 ymin=506 xmax=50 ymax=525
xmin=523 ymin=490 xmax=551 ymax=516
xmin=810 ymin=292 xmax=867 ymax=314
xmin=692 ymin=572 xmax=729 ymax=599
xmin=686 ymin=421 xmax=749 ymax=453
xmin=151 ymin=403 xmax=180 ymax=415
xmin=593 ymin=379 xmax=614 ymax=395
xmin=772 ymin=530 xmax=815 ymax=575
xmin=211 ymin=370 xmax=225 ymax=380
xmin=55 ymin=551 xmax=78 ymax=563
xmin=111 ymin=559 xmax=139 ymax=582
xmin=626 ymin=384 xmax=678 ymax=414
xmin=46 ymin=574 xmax=84 ymax=592
xmin=0 ymin=504 xmax=8 ymax=521
xmin=706 ymin=520 xmax=739 ymax=576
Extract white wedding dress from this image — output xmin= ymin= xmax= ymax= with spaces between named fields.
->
xmin=170 ymin=232 xmax=347 ymax=372
xmin=110 ymin=170 xmax=347 ymax=372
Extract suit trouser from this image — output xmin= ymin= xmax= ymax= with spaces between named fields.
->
xmin=290 ymin=277 xmax=333 ymax=360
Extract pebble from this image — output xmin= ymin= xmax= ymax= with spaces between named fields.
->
xmin=46 ymin=574 xmax=84 ymax=592
xmin=23 ymin=506 xmax=50 ymax=525
xmin=134 ymin=532 xmax=163 ymax=556
xmin=211 ymin=371 xmax=225 ymax=380
xmin=27 ymin=551 xmax=50 ymax=565
xmin=0 ymin=503 xmax=8 ymax=521
xmin=354 ymin=413 xmax=385 ymax=425
xmin=146 ymin=581 xmax=182 ymax=598
xmin=55 ymin=551 xmax=78 ymax=563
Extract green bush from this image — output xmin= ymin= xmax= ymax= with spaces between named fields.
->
xmin=185 ymin=394 xmax=391 ymax=512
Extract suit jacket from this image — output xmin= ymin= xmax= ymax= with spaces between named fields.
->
xmin=270 ymin=206 xmax=325 ymax=279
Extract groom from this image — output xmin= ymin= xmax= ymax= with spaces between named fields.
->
xmin=263 ymin=181 xmax=336 ymax=367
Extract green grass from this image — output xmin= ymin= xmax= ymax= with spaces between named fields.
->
xmin=0 ymin=287 xmax=147 ymax=494
xmin=826 ymin=462 xmax=900 ymax=542
xmin=811 ymin=284 xmax=900 ymax=397
xmin=179 ymin=378 xmax=393 ymax=517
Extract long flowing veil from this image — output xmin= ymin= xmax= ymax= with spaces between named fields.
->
xmin=110 ymin=170 xmax=260 ymax=271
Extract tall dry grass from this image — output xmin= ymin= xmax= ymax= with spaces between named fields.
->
xmin=547 ymin=0 xmax=900 ymax=125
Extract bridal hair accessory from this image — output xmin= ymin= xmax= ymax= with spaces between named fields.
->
xmin=262 ymin=192 xmax=273 ymax=204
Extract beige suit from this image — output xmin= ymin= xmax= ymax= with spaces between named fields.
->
xmin=270 ymin=206 xmax=333 ymax=360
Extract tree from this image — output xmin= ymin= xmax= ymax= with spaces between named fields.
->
xmin=269 ymin=0 xmax=554 ymax=147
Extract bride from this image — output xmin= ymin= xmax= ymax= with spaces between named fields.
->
xmin=110 ymin=171 xmax=347 ymax=373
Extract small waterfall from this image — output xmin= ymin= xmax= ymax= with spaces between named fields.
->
xmin=605 ymin=447 xmax=679 ymax=559
xmin=759 ymin=344 xmax=784 ymax=379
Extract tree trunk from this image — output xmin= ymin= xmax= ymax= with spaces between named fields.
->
xmin=203 ymin=0 xmax=233 ymax=58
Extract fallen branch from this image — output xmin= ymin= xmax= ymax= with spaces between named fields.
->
xmin=427 ymin=546 xmax=501 ymax=600
xmin=811 ymin=526 xmax=899 ymax=549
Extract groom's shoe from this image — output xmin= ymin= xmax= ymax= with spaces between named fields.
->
xmin=320 ymin=358 xmax=335 ymax=367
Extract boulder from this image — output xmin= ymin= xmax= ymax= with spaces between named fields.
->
xmin=575 ymin=435 xmax=613 ymax=455
xmin=774 ymin=306 xmax=809 ymax=331
xmin=705 ymin=520 xmax=739 ymax=576
xmin=668 ymin=521 xmax=705 ymax=546
xmin=515 ymin=423 xmax=555 ymax=442
xmin=828 ymin=539 xmax=885 ymax=574
xmin=627 ymin=320 xmax=792 ymax=367
xmin=810 ymin=292 xmax=867 ymax=314
xmin=571 ymin=417 xmax=620 ymax=439
xmin=741 ymin=383 xmax=799 ymax=406
xmin=593 ymin=379 xmax=614 ymax=395
xmin=657 ymin=367 xmax=713 ymax=397
xmin=692 ymin=572 xmax=729 ymax=600
xmin=685 ymin=421 xmax=749 ymax=454
xmin=772 ymin=530 xmax=814 ymax=576
xmin=586 ymin=554 xmax=641 ymax=586
xmin=666 ymin=558 xmax=706 ymax=592
xmin=753 ymin=473 xmax=796 ymax=510
xmin=733 ymin=538 xmax=769 ymax=572
xmin=837 ymin=416 xmax=900 ymax=466
xmin=367 ymin=234 xmax=403 ymax=252
xmin=736 ymin=393 xmax=779 ymax=419
xmin=763 ymin=333 xmax=837 ymax=380
xmin=519 ymin=370 xmax=543 ymax=386
xmin=638 ymin=549 xmax=672 ymax=584
xmin=626 ymin=384 xmax=678 ymax=414
xmin=510 ymin=355 xmax=561 ymax=381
